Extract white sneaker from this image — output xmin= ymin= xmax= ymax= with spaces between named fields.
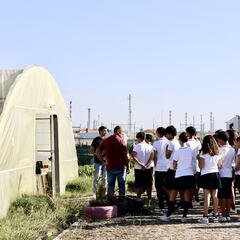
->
xmin=192 ymin=200 xmax=200 ymax=206
xmin=226 ymin=216 xmax=231 ymax=222
xmin=160 ymin=215 xmax=171 ymax=222
xmin=159 ymin=211 xmax=166 ymax=216
xmin=237 ymin=217 xmax=240 ymax=222
xmin=219 ymin=216 xmax=227 ymax=222
xmin=197 ymin=217 xmax=209 ymax=223
xmin=213 ymin=216 xmax=219 ymax=223
xmin=181 ymin=217 xmax=187 ymax=223
xmin=230 ymin=208 xmax=236 ymax=213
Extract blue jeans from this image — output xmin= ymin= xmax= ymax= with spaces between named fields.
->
xmin=93 ymin=163 xmax=107 ymax=193
xmin=107 ymin=169 xmax=126 ymax=196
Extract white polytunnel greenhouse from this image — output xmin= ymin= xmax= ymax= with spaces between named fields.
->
xmin=0 ymin=65 xmax=78 ymax=218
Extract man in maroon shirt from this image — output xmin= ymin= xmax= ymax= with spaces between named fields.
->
xmin=96 ymin=126 xmax=130 ymax=196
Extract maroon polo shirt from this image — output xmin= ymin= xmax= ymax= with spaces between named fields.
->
xmin=99 ymin=134 xmax=127 ymax=170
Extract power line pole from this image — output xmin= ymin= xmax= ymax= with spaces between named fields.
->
xmin=185 ymin=112 xmax=188 ymax=128
xmin=169 ymin=110 xmax=172 ymax=125
xmin=69 ymin=101 xmax=72 ymax=120
xmin=128 ymin=94 xmax=132 ymax=137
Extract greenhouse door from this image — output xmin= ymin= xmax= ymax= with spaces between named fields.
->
xmin=51 ymin=114 xmax=60 ymax=195
xmin=35 ymin=114 xmax=60 ymax=195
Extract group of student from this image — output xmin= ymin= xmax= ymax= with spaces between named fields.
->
xmin=132 ymin=126 xmax=240 ymax=223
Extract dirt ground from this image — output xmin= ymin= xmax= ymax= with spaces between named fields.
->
xmin=58 ymin=192 xmax=240 ymax=240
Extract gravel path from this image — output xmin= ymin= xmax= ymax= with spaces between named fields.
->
xmin=58 ymin=192 xmax=240 ymax=240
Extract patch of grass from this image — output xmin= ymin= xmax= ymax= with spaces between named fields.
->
xmin=0 ymin=195 xmax=87 ymax=240
xmin=9 ymin=194 xmax=55 ymax=215
xmin=65 ymin=176 xmax=92 ymax=194
xmin=126 ymin=168 xmax=136 ymax=193
xmin=78 ymin=165 xmax=94 ymax=177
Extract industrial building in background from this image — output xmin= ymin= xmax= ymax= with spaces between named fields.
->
xmin=226 ymin=115 xmax=240 ymax=132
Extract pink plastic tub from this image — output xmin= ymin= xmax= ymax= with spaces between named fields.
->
xmin=84 ymin=205 xmax=118 ymax=219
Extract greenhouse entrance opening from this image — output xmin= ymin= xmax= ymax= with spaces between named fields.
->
xmin=35 ymin=114 xmax=60 ymax=195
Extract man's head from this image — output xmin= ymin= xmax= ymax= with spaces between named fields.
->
xmin=156 ymin=127 xmax=165 ymax=138
xmin=217 ymin=131 xmax=229 ymax=146
xmin=186 ymin=126 xmax=197 ymax=139
xmin=136 ymin=132 xmax=145 ymax=143
xmin=165 ymin=125 xmax=177 ymax=140
xmin=99 ymin=126 xmax=107 ymax=137
xmin=114 ymin=125 xmax=123 ymax=137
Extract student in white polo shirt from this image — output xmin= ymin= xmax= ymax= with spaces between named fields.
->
xmin=234 ymin=137 xmax=240 ymax=221
xmin=197 ymin=135 xmax=222 ymax=223
xmin=161 ymin=132 xmax=196 ymax=223
xmin=153 ymin=127 xmax=169 ymax=212
xmin=132 ymin=132 xmax=154 ymax=204
xmin=227 ymin=129 xmax=239 ymax=212
xmin=165 ymin=125 xmax=180 ymax=195
xmin=217 ymin=131 xmax=235 ymax=222
xmin=186 ymin=126 xmax=201 ymax=206
xmin=234 ymin=137 xmax=240 ymax=192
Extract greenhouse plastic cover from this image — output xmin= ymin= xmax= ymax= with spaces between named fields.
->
xmin=0 ymin=65 xmax=78 ymax=218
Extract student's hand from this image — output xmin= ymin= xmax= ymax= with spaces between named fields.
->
xmin=102 ymin=161 xmax=107 ymax=166
xmin=127 ymin=168 xmax=131 ymax=174
xmin=141 ymin=165 xmax=147 ymax=171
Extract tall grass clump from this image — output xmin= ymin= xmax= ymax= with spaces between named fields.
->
xmin=65 ymin=177 xmax=92 ymax=193
xmin=0 ymin=195 xmax=87 ymax=240
xmin=78 ymin=165 xmax=94 ymax=177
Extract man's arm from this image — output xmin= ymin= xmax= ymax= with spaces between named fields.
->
xmin=96 ymin=146 xmax=106 ymax=166
xmin=124 ymin=150 xmax=130 ymax=173
xmin=89 ymin=139 xmax=96 ymax=156
xmin=89 ymin=146 xmax=96 ymax=156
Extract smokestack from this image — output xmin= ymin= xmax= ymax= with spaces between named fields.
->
xmin=185 ymin=112 xmax=188 ymax=128
xmin=210 ymin=112 xmax=213 ymax=132
xmin=213 ymin=116 xmax=215 ymax=132
xmin=87 ymin=108 xmax=91 ymax=129
xmin=69 ymin=101 xmax=72 ymax=120
xmin=169 ymin=110 xmax=172 ymax=125
xmin=128 ymin=94 xmax=132 ymax=136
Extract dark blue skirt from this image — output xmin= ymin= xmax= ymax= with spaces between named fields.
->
xmin=199 ymin=172 xmax=222 ymax=189
xmin=173 ymin=175 xmax=196 ymax=190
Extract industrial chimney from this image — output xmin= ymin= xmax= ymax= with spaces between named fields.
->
xmin=87 ymin=108 xmax=91 ymax=129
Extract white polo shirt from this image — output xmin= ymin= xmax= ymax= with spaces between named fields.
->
xmin=235 ymin=148 xmax=240 ymax=176
xmin=153 ymin=137 xmax=169 ymax=172
xmin=173 ymin=146 xmax=195 ymax=178
xmin=200 ymin=153 xmax=222 ymax=176
xmin=167 ymin=138 xmax=180 ymax=170
xmin=219 ymin=145 xmax=235 ymax=178
xmin=187 ymin=138 xmax=201 ymax=173
xmin=133 ymin=141 xmax=154 ymax=170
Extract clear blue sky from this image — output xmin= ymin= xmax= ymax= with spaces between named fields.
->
xmin=1 ymin=0 xmax=240 ymax=131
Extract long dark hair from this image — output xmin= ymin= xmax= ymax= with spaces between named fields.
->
xmin=226 ymin=129 xmax=237 ymax=147
xmin=201 ymin=135 xmax=221 ymax=156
